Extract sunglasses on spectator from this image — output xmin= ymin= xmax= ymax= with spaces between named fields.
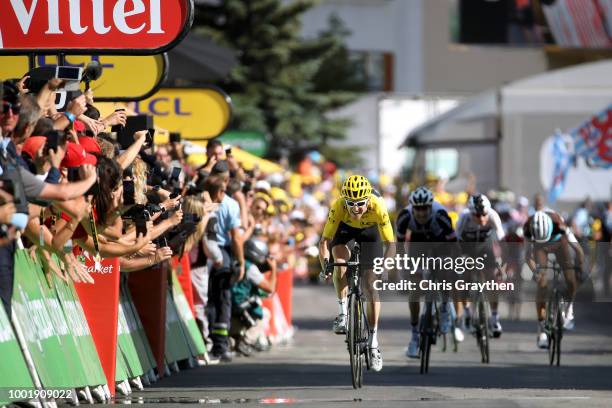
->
xmin=345 ymin=199 xmax=368 ymax=208
xmin=2 ymin=102 xmax=20 ymax=115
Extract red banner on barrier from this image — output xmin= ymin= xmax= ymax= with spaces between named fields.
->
xmin=73 ymin=256 xmax=120 ymax=396
xmin=172 ymin=254 xmax=195 ymax=316
xmin=276 ymin=269 xmax=293 ymax=327
xmin=128 ymin=263 xmax=168 ymax=378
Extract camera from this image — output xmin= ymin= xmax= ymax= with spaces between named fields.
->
xmin=135 ymin=215 xmax=148 ymax=238
xmin=111 ymin=115 xmax=154 ymax=149
xmin=25 ymin=63 xmax=102 ymax=112
xmin=123 ymin=180 xmax=136 ymax=206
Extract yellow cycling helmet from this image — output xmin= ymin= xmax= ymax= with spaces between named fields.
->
xmin=341 ymin=175 xmax=372 ymax=201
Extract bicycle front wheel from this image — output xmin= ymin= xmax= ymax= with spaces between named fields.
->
xmin=476 ymin=300 xmax=490 ymax=364
xmin=546 ymin=298 xmax=557 ymax=366
xmin=348 ymin=293 xmax=363 ymax=388
xmin=420 ymin=302 xmax=433 ymax=374
xmin=555 ymin=299 xmax=563 ymax=366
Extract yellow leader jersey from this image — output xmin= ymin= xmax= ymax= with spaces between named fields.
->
xmin=322 ymin=195 xmax=395 ymax=242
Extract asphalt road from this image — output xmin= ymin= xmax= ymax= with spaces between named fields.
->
xmin=126 ymin=282 xmax=612 ymax=407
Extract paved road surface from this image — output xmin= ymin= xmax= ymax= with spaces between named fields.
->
xmin=126 ymin=282 xmax=612 ymax=407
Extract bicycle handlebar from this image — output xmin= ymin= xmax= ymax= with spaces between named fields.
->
xmin=328 ymin=261 xmax=360 ymax=267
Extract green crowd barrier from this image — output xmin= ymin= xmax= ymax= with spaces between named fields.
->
xmin=10 ymin=250 xmax=110 ymax=397
xmin=164 ymin=285 xmax=191 ymax=365
xmin=116 ymin=280 xmax=145 ymax=382
xmin=171 ymin=272 xmax=207 ymax=357
xmin=0 ymin=298 xmax=34 ymax=405
xmin=12 ymin=250 xmax=80 ymax=390
xmin=5 ymin=249 xmax=208 ymax=404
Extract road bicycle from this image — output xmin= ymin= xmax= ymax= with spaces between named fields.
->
xmin=418 ymin=269 xmax=454 ymax=374
xmin=537 ymin=261 xmax=566 ymax=366
xmin=326 ymin=243 xmax=370 ymax=388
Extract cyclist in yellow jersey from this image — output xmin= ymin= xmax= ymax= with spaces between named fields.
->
xmin=319 ymin=175 xmax=395 ymax=372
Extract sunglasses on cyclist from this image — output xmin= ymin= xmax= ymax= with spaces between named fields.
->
xmin=413 ymin=205 xmax=431 ymax=212
xmin=2 ymin=102 xmax=21 ymax=115
xmin=345 ymin=199 xmax=368 ymax=208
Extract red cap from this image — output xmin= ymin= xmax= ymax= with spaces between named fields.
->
xmin=21 ymin=136 xmax=47 ymax=159
xmin=73 ymin=119 xmax=86 ymax=133
xmin=78 ymin=136 xmax=101 ymax=155
xmin=61 ymin=142 xmax=87 ymax=168
xmin=83 ymin=153 xmax=97 ymax=166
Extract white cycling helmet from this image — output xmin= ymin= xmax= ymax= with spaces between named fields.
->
xmin=409 ymin=186 xmax=434 ymax=207
xmin=468 ymin=194 xmax=491 ymax=216
xmin=531 ymin=211 xmax=553 ymax=243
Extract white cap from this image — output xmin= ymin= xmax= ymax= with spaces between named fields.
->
xmin=255 ymin=180 xmax=271 ymax=192
xmin=289 ymin=210 xmax=305 ymax=221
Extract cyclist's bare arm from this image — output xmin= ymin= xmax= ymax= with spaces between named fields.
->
xmin=382 ymin=240 xmax=395 ymax=260
xmin=565 ymin=230 xmax=585 ymax=266
xmin=525 ymin=242 xmax=538 ymax=274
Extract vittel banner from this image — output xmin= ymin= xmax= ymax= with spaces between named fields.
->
xmin=0 ymin=0 xmax=194 ymax=54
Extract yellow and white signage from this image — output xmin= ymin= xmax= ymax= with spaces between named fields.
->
xmin=131 ymin=88 xmax=232 ymax=140
xmin=0 ymin=55 xmax=167 ymax=101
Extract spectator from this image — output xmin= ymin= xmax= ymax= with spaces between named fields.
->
xmin=204 ymin=166 xmax=245 ymax=363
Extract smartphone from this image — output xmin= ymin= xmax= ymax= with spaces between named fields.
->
xmin=135 ymin=217 xmax=147 ymax=238
xmin=170 ymin=132 xmax=181 ymax=143
xmin=45 ymin=130 xmax=60 ymax=153
xmin=170 ymin=167 xmax=181 ymax=181
xmin=114 ymin=108 xmax=126 ymax=128
xmin=67 ymin=167 xmax=80 ymax=182
xmin=55 ymin=66 xmax=82 ymax=81
xmin=123 ymin=180 xmax=136 ymax=206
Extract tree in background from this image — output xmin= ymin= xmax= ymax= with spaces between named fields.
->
xmin=194 ymin=1 xmax=366 ymax=166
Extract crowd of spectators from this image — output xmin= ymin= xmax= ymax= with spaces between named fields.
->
xmin=0 ymin=70 xmax=339 ymax=364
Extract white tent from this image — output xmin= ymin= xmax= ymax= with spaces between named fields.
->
xmin=402 ymin=59 xmax=612 ymax=204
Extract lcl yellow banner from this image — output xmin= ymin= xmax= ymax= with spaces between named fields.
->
xmin=0 ymin=55 xmax=167 ymax=101
xmin=131 ymin=88 xmax=232 ymax=140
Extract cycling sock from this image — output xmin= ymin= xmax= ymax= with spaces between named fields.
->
xmin=338 ymin=298 xmax=347 ymax=315
xmin=369 ymin=327 xmax=378 ymax=348
xmin=411 ymin=324 xmax=419 ymax=336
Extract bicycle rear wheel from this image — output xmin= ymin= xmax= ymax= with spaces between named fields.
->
xmin=420 ymin=302 xmax=433 ymax=374
xmin=546 ymin=299 xmax=557 ymax=366
xmin=348 ymin=293 xmax=363 ymax=388
xmin=476 ymin=300 xmax=490 ymax=364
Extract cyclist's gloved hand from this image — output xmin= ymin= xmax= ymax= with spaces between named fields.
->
xmin=495 ymin=257 xmax=506 ymax=280
xmin=319 ymin=258 xmax=333 ymax=281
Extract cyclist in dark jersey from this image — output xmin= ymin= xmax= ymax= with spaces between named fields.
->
xmin=396 ymin=186 xmax=458 ymax=358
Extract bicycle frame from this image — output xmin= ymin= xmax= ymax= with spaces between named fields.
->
xmin=328 ymin=244 xmax=370 ymax=388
